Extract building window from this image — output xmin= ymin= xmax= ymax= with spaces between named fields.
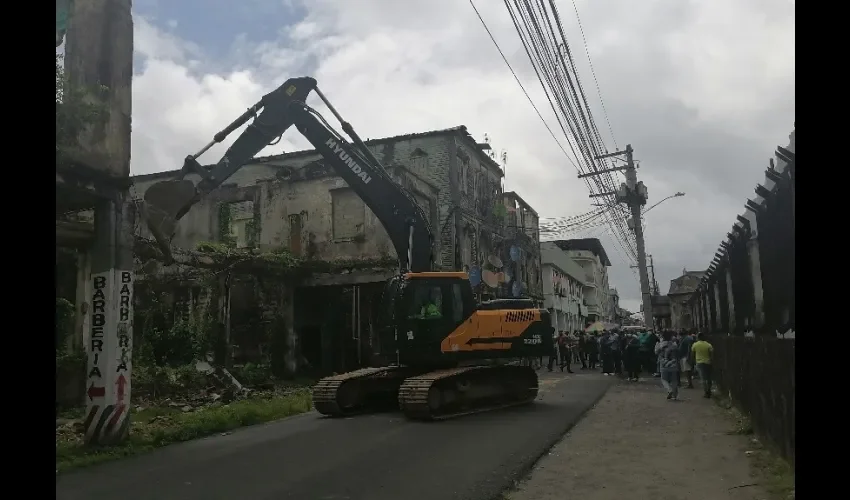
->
xmin=413 ymin=192 xmax=432 ymax=224
xmin=331 ymin=188 xmax=365 ymax=240
xmin=227 ymin=200 xmax=254 ymax=249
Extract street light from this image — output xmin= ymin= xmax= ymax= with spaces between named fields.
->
xmin=627 ymin=192 xmax=685 ymax=230
xmin=642 ymin=192 xmax=685 ymax=216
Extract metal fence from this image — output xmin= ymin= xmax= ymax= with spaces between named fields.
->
xmin=710 ymin=335 xmax=795 ymax=468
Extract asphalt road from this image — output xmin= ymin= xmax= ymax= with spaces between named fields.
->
xmin=57 ymin=372 xmax=613 ymax=500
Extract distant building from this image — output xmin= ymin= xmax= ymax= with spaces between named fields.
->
xmin=541 ymin=242 xmax=587 ymax=332
xmin=548 ymin=239 xmax=612 ymax=323
xmin=667 ymin=269 xmax=706 ymax=330
xmin=498 ymin=191 xmax=542 ymax=302
xmin=609 ymin=288 xmax=621 ymax=324
xmin=651 ymin=295 xmax=672 ymax=330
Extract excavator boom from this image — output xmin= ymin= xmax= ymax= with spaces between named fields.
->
xmin=142 ymin=77 xmax=433 ymax=272
xmin=140 ymin=76 xmax=550 ymax=422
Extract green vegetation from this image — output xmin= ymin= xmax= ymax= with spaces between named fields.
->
xmin=56 ymin=387 xmax=313 ymax=473
xmin=713 ymin=394 xmax=795 ymax=499
xmin=191 ymin=241 xmax=395 ymax=276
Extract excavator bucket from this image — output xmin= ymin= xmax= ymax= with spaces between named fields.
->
xmin=141 ymin=179 xmax=197 ymax=261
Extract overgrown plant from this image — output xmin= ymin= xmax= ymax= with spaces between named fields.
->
xmin=55 ymin=298 xmax=85 ymax=375
xmin=217 ymin=203 xmax=236 ymax=247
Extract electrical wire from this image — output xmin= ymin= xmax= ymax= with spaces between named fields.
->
xmin=467 ymin=0 xmax=578 ymax=170
xmin=570 ymin=0 xmax=618 ymax=151
xmin=501 ymin=0 xmax=637 ymax=262
xmin=470 ymin=0 xmax=637 ymax=267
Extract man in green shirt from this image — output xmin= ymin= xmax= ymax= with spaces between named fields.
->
xmin=417 ymin=288 xmax=443 ymax=319
xmin=691 ymin=333 xmax=714 ymax=398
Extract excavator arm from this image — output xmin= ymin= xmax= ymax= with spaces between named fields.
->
xmin=143 ymin=77 xmax=434 ymax=273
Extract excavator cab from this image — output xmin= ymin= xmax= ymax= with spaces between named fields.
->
xmin=376 ymin=272 xmax=477 ymax=368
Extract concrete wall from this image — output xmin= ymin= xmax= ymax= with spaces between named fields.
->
xmin=542 ymin=264 xmax=585 ymax=332
xmin=132 ymin=149 xmax=439 ymax=263
xmin=502 ymin=194 xmax=542 ymax=299
xmin=561 ymin=249 xmax=610 ymax=321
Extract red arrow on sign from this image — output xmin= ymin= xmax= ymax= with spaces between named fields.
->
xmin=116 ymin=374 xmax=127 ymax=402
xmin=87 ymin=383 xmax=105 ymax=401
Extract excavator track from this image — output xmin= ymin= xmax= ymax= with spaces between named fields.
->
xmin=398 ymin=364 xmax=539 ymax=421
xmin=313 ymin=366 xmax=419 ymax=417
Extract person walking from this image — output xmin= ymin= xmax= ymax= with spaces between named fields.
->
xmin=547 ymin=333 xmax=559 ymax=372
xmin=655 ymin=331 xmax=680 ymax=400
xmin=640 ymin=329 xmax=659 ymax=376
xmin=576 ymin=331 xmax=588 ymax=369
xmin=692 ymin=333 xmax=714 ymax=398
xmin=586 ymin=332 xmax=599 ymax=370
xmin=623 ymin=332 xmax=641 ymax=381
xmin=609 ymin=330 xmax=623 ymax=376
xmin=600 ymin=331 xmax=614 ymax=375
xmin=678 ymin=331 xmax=696 ymax=389
xmin=557 ymin=331 xmax=574 ymax=373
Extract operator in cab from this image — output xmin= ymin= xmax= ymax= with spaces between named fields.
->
xmin=415 ymin=287 xmax=443 ymax=319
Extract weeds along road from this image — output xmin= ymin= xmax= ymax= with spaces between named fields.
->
xmin=57 ymin=372 xmax=613 ymax=500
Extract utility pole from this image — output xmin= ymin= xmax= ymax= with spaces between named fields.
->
xmin=60 ymin=0 xmax=135 ymax=446
xmin=649 ymin=255 xmax=659 ymax=295
xmin=632 ymin=254 xmax=659 ymax=295
xmin=589 ymin=144 xmax=653 ymax=328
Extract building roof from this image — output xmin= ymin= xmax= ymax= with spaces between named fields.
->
xmin=550 ymin=238 xmax=612 ymax=267
xmin=131 ymin=125 xmax=502 ymax=182
xmin=667 ymin=270 xmax=707 ymax=295
xmin=502 ymin=191 xmax=539 ymax=218
xmin=540 ymin=242 xmax=585 ymax=284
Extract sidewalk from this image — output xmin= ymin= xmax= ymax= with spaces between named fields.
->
xmin=506 ymin=374 xmax=771 ymax=500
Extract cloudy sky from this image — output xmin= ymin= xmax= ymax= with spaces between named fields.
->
xmin=121 ymin=0 xmax=794 ymax=313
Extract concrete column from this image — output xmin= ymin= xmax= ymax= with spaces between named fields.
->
xmin=72 ymin=250 xmax=92 ymax=354
xmin=725 ymin=268 xmax=736 ymax=333
xmin=84 ymin=196 xmax=135 ymax=445
xmin=746 ymin=238 xmax=766 ymax=330
xmin=706 ymin=284 xmax=717 ymax=332
xmin=283 ymin=287 xmax=299 ymax=374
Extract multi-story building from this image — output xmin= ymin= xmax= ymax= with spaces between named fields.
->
xmin=667 ymin=269 xmax=706 ymax=330
xmin=130 ymin=125 xmax=540 ymax=373
xmin=549 ymin=239 xmax=612 ymax=324
xmin=496 ymin=191 xmax=542 ymax=303
xmin=541 ymin=242 xmax=586 ymax=332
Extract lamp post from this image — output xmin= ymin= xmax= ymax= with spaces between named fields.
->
xmin=642 ymin=192 xmax=685 ymax=216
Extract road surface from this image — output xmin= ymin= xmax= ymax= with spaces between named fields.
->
xmin=57 ymin=372 xmax=612 ymax=500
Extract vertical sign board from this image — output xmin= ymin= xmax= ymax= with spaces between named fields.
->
xmin=84 ymin=269 xmax=133 ymax=445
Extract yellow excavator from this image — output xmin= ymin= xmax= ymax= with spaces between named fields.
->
xmin=142 ymin=77 xmax=554 ymax=421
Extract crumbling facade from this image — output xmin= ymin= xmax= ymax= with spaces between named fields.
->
xmin=667 ymin=270 xmax=706 ymax=330
xmin=129 ymin=125 xmax=542 ymax=374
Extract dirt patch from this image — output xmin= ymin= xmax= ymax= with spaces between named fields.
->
xmin=503 ymin=376 xmax=772 ymax=500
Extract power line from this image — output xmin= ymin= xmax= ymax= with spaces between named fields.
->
xmin=468 ymin=0 xmax=577 ymax=170
xmin=470 ymin=0 xmax=637 ymax=268
xmin=502 ymin=0 xmax=637 ymax=263
xmin=570 ymin=0 xmax=618 ymax=150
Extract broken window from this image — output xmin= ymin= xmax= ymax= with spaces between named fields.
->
xmin=331 ymin=188 xmax=365 ymax=240
xmin=413 ymin=192 xmax=432 ymax=224
xmin=227 ymin=200 xmax=255 ymax=249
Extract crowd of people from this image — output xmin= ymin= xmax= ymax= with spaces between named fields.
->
xmin=543 ymin=329 xmax=715 ymax=401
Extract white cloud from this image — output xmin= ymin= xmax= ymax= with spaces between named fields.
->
xmin=130 ymin=0 xmax=795 ymax=312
